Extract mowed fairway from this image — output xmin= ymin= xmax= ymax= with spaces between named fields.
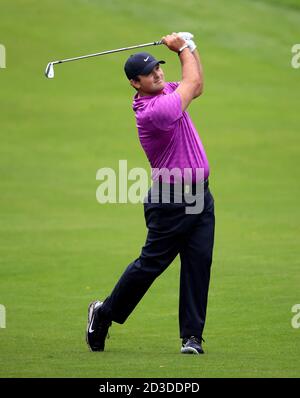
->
xmin=0 ymin=0 xmax=299 ymax=378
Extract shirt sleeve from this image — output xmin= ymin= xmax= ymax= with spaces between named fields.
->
xmin=167 ymin=81 xmax=180 ymax=92
xmin=150 ymin=90 xmax=183 ymax=131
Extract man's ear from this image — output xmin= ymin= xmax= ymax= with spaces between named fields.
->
xmin=130 ymin=78 xmax=140 ymax=90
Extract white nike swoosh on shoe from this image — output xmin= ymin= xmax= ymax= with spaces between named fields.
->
xmin=89 ymin=314 xmax=95 ymax=333
xmin=144 ymin=56 xmax=149 ymax=62
xmin=88 ymin=301 xmax=102 ymax=334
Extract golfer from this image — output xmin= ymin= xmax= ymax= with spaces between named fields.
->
xmin=86 ymin=32 xmax=215 ymax=354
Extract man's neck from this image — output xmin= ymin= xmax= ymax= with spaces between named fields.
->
xmin=138 ymin=89 xmax=164 ymax=98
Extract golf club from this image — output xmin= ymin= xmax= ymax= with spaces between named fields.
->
xmin=45 ymin=40 xmax=163 ymax=79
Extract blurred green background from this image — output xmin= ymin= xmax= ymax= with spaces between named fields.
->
xmin=0 ymin=0 xmax=299 ymax=377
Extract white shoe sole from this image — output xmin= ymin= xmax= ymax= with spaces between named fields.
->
xmin=181 ymin=346 xmax=200 ymax=355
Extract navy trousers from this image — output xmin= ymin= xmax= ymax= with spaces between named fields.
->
xmin=102 ymin=182 xmax=215 ymax=339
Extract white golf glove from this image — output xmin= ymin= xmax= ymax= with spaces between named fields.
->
xmin=177 ymin=32 xmax=194 ymax=41
xmin=177 ymin=31 xmax=197 ymax=53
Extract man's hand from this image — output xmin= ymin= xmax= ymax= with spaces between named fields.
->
xmin=161 ymin=33 xmax=187 ymax=53
xmin=177 ymin=32 xmax=197 ymax=53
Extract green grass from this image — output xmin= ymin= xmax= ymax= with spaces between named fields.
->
xmin=0 ymin=0 xmax=300 ymax=377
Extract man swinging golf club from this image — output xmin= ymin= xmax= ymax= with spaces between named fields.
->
xmin=86 ymin=32 xmax=215 ymax=354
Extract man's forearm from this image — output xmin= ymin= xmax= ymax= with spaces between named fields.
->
xmin=191 ymin=49 xmax=204 ymax=96
xmin=179 ymin=48 xmax=201 ymax=88
xmin=162 ymin=33 xmax=202 ymax=110
xmin=175 ymin=48 xmax=202 ymax=111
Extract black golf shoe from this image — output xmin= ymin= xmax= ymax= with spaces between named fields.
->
xmin=181 ymin=336 xmax=204 ymax=355
xmin=86 ymin=300 xmax=111 ymax=352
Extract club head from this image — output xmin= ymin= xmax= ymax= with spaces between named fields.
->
xmin=45 ymin=62 xmax=54 ymax=78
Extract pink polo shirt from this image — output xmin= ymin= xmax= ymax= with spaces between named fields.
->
xmin=132 ymin=82 xmax=210 ymax=183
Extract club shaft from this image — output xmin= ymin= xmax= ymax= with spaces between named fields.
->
xmin=52 ymin=41 xmax=162 ymax=65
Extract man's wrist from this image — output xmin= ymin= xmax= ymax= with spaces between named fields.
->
xmin=177 ymin=44 xmax=189 ymax=55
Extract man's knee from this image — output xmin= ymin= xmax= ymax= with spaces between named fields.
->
xmin=139 ymin=255 xmax=169 ymax=276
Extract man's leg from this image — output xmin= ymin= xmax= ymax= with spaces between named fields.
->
xmin=101 ymin=202 xmax=186 ymax=324
xmin=179 ymin=189 xmax=215 ymax=339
